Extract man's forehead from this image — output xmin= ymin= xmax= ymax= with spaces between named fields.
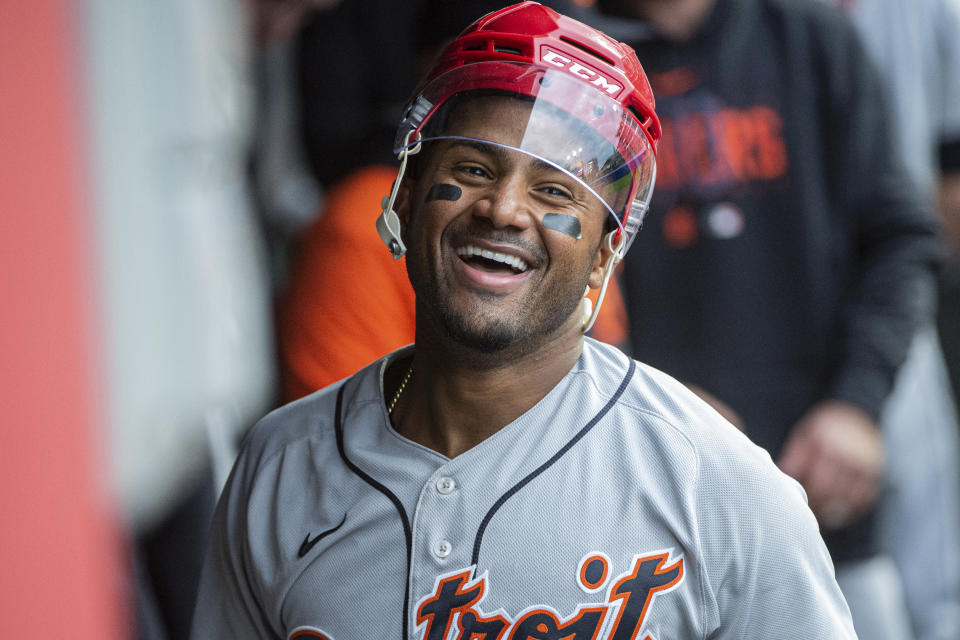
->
xmin=443 ymin=95 xmax=535 ymax=144
xmin=443 ymin=138 xmax=562 ymax=175
xmin=442 ymin=94 xmax=593 ymax=149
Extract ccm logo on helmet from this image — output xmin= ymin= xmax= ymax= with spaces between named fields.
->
xmin=542 ymin=48 xmax=622 ymax=96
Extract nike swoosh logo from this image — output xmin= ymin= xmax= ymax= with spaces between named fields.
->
xmin=298 ymin=513 xmax=347 ymax=559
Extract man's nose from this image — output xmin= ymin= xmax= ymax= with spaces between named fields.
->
xmin=473 ymin=174 xmax=535 ymax=230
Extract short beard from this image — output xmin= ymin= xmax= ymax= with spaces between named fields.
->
xmin=432 ymin=294 xmax=518 ymax=353
xmin=426 ymin=279 xmax=587 ymax=356
xmin=439 ymin=309 xmax=514 ymax=353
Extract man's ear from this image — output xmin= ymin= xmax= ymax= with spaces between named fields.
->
xmin=588 ymin=230 xmax=618 ymax=289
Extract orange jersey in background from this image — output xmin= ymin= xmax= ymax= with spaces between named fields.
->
xmin=280 ymin=166 xmax=416 ymax=400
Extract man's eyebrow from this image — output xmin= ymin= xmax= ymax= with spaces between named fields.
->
xmin=447 ymin=139 xmax=502 ymax=158
xmin=447 ymin=140 xmax=566 ymax=175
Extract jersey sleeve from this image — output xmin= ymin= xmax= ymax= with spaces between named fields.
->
xmin=190 ymin=424 xmax=283 ymax=639
xmin=696 ymin=437 xmax=857 ymax=638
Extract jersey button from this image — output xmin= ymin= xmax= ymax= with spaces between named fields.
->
xmin=436 ymin=477 xmax=457 ymax=495
xmin=434 ymin=540 xmax=452 ymax=558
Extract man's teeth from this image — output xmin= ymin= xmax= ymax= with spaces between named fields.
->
xmin=457 ymin=245 xmax=528 ymax=272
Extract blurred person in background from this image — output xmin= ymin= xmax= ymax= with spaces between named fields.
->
xmin=247 ymin=0 xmax=339 ymax=291
xmin=585 ymin=0 xmax=941 ymax=637
xmin=819 ymin=0 xmax=960 ymax=637
xmin=276 ymin=0 xmax=424 ymax=398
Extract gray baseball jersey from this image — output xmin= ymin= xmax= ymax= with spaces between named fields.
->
xmin=192 ymin=338 xmax=857 ymax=639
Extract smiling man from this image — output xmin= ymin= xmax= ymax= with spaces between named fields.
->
xmin=191 ymin=3 xmax=857 ymax=639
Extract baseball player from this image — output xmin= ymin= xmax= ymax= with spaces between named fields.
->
xmin=191 ymin=3 xmax=857 ymax=638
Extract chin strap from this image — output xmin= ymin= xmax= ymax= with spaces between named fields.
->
xmin=582 ymin=230 xmax=626 ymax=334
xmin=376 ymin=131 xmax=422 ymax=259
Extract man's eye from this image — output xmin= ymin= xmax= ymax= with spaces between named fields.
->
xmin=458 ymin=165 xmax=489 ymax=178
xmin=540 ymin=185 xmax=573 ymax=199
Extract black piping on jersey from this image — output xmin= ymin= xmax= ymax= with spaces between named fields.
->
xmin=334 ymin=385 xmax=413 ymax=640
xmin=470 ymin=357 xmax=637 ymax=566
xmin=333 ymin=356 xmax=636 ymax=637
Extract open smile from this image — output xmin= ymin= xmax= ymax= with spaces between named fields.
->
xmin=453 ymin=243 xmax=536 ymax=292
xmin=456 ymin=245 xmax=529 ymax=273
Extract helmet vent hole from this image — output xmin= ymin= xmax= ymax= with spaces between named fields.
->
xmin=559 ymin=37 xmax=614 ymax=65
xmin=494 ymin=45 xmax=522 ymax=56
xmin=463 ymin=43 xmax=485 ymax=51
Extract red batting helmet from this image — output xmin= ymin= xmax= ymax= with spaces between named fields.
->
xmin=393 ymin=1 xmax=661 ymax=253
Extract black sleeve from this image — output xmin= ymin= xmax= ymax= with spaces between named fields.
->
xmin=816 ymin=11 xmax=941 ymax=418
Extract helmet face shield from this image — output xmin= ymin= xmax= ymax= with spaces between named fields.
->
xmin=395 ymin=62 xmax=657 ymax=251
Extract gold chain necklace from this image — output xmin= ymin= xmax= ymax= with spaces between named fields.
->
xmin=387 ymin=362 xmax=414 ymax=415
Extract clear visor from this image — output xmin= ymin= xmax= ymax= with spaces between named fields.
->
xmin=395 ymin=62 xmax=656 ymax=251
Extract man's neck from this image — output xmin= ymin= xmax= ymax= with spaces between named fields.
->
xmin=389 ymin=321 xmax=585 ymax=458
